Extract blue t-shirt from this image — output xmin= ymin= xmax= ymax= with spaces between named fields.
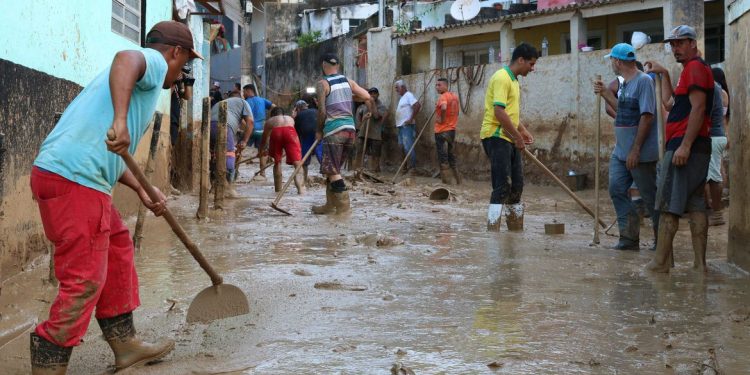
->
xmin=245 ymin=96 xmax=273 ymax=132
xmin=34 ymin=48 xmax=168 ymax=195
xmin=613 ymin=71 xmax=658 ymax=163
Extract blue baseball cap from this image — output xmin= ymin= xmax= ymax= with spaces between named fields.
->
xmin=604 ymin=43 xmax=636 ymax=61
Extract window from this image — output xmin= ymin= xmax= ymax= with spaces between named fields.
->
xmin=462 ymin=50 xmax=490 ymax=66
xmin=444 ymin=42 xmax=495 ymax=68
xmin=704 ymin=23 xmax=725 ymax=64
xmin=562 ymin=30 xmax=606 ymax=53
xmin=112 ymin=0 xmax=141 ymax=44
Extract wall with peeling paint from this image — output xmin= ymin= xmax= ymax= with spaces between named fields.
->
xmin=0 ymin=0 xmax=176 ymax=283
xmin=265 ymin=34 xmax=357 ymax=109
xmin=391 ymin=43 xmax=670 ymax=182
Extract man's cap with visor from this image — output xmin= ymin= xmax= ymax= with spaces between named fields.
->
xmin=663 ymin=25 xmax=698 ymax=42
xmin=604 ymin=43 xmax=636 ymax=61
xmin=321 ymin=53 xmax=339 ymax=65
xmin=146 ymin=21 xmax=204 ymax=60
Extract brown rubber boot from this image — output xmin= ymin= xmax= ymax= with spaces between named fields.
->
xmin=645 ymin=213 xmax=679 ymax=273
xmin=30 ymin=332 xmax=72 ymax=375
xmin=689 ymin=211 xmax=708 ymax=272
xmin=505 ymin=203 xmax=524 ymax=231
xmin=452 ymin=166 xmax=462 ymax=185
xmin=97 ymin=313 xmax=174 ymax=372
xmin=225 ymin=184 xmax=239 ymax=199
xmin=439 ymin=164 xmax=454 ymax=185
xmin=332 ymin=190 xmax=351 ymax=214
xmin=312 ymin=183 xmax=336 ymax=214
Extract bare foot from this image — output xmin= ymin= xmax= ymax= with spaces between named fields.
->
xmin=645 ymin=260 xmax=670 ymax=273
xmin=692 ymin=263 xmax=707 ymax=273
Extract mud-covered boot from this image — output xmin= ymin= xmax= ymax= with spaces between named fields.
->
xmin=505 ymin=203 xmax=524 ymax=231
xmin=30 ymin=332 xmax=72 ymax=375
xmin=440 ymin=164 xmax=454 ymax=185
xmin=332 ymin=190 xmax=351 ymax=214
xmin=312 ymin=183 xmax=336 ymax=214
xmin=646 ymin=214 xmax=679 ymax=273
xmin=97 ymin=313 xmax=175 ymax=372
xmin=487 ymin=204 xmax=503 ymax=232
xmin=452 ymin=166 xmax=462 ymax=185
xmin=689 ymin=211 xmax=708 ymax=272
xmin=612 ymin=212 xmax=640 ymax=250
xmin=225 ymin=184 xmax=239 ymax=199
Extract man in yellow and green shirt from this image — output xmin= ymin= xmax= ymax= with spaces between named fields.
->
xmin=482 ymin=43 xmax=538 ymax=231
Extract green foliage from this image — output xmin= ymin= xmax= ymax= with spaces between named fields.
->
xmin=297 ymin=31 xmax=322 ymax=48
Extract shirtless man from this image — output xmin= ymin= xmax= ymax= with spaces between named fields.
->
xmin=260 ymin=107 xmax=305 ymax=194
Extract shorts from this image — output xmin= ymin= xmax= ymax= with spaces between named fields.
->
xmin=269 ymin=126 xmax=302 ymax=165
xmin=300 ymin=137 xmax=323 ymax=166
xmin=248 ymin=130 xmax=264 ymax=149
xmin=655 ymin=148 xmax=710 ymax=216
xmin=320 ymin=129 xmax=355 ymax=175
xmin=707 ymin=136 xmax=726 ymax=183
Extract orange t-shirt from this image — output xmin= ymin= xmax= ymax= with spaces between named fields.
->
xmin=435 ymin=92 xmax=459 ymax=133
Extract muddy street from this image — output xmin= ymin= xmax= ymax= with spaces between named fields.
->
xmin=1 ymin=166 xmax=748 ymax=374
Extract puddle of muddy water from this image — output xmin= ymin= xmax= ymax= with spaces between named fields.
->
xmin=1 ymin=167 xmax=748 ymax=374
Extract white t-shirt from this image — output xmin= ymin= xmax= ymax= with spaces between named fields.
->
xmin=395 ymin=91 xmax=418 ymax=127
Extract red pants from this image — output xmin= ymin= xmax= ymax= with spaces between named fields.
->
xmin=269 ymin=126 xmax=302 ymax=165
xmin=30 ymin=167 xmax=140 ymax=347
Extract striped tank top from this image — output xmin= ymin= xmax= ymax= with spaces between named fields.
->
xmin=323 ymin=74 xmax=355 ymax=136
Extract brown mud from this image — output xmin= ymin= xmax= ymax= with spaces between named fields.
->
xmin=0 ymin=164 xmax=748 ymax=374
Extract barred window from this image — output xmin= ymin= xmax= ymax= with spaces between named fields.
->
xmin=112 ymin=0 xmax=141 ymax=44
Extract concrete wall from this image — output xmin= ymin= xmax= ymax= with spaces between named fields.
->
xmin=265 ymin=34 xmax=357 ymax=109
xmin=0 ymin=0 xmax=172 ymax=86
xmin=391 ymin=43 xmax=670 ymax=181
xmin=726 ymin=2 xmax=750 ymax=271
xmin=0 ymin=0 xmax=194 ymax=282
xmin=267 ymin=2 xmax=309 ymax=56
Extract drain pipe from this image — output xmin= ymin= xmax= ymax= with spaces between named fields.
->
xmin=378 ymin=0 xmax=385 ymax=27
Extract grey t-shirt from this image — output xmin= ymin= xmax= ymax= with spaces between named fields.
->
xmin=709 ymin=82 xmax=725 ymax=137
xmin=613 ymin=71 xmax=658 ymax=162
xmin=210 ymin=97 xmax=253 ymax=134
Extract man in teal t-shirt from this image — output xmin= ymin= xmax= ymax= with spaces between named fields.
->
xmin=29 ymin=21 xmax=201 ymax=374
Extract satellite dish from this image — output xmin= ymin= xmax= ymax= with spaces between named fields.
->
xmin=450 ymin=0 xmax=481 ymax=21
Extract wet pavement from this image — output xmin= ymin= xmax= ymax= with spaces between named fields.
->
xmin=1 ymin=165 xmax=748 ymax=374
